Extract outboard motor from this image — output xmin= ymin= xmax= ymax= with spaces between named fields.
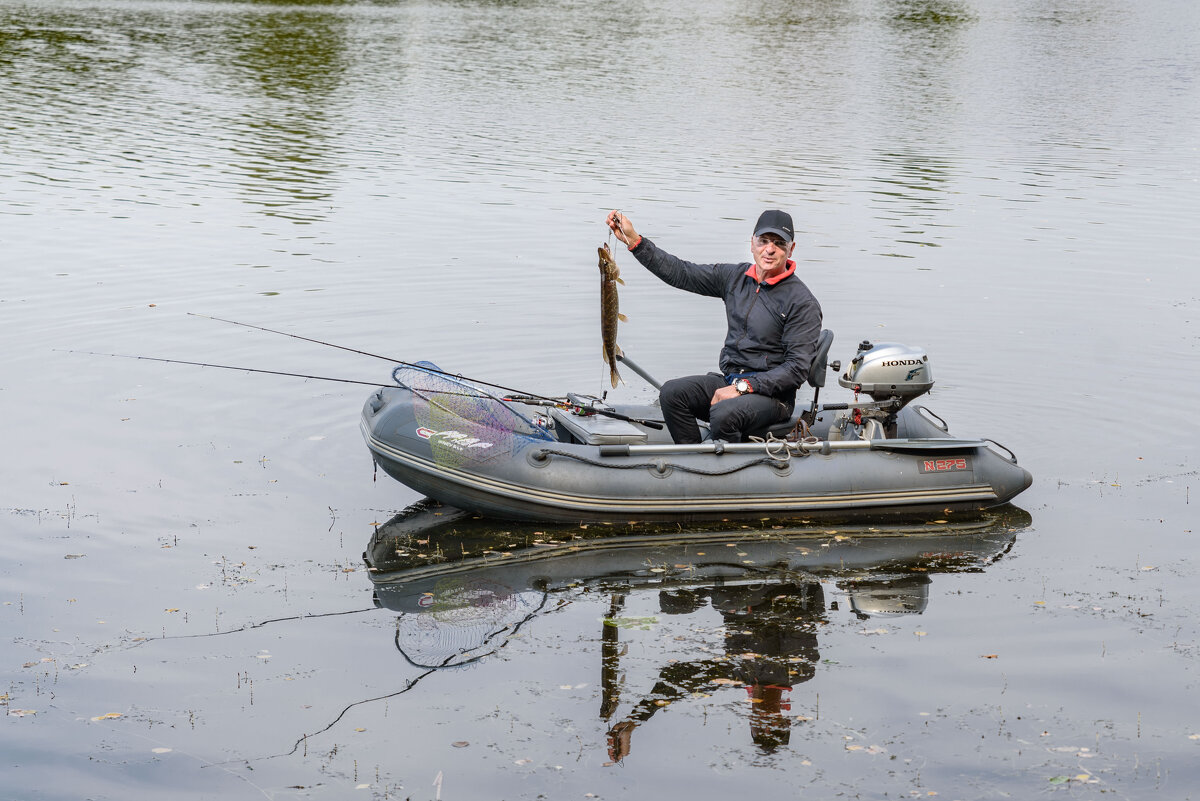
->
xmin=838 ymin=340 xmax=934 ymax=408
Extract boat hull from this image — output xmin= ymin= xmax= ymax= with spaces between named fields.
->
xmin=361 ymin=387 xmax=1032 ymax=524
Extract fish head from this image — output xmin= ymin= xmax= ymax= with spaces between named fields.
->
xmin=597 ymin=243 xmax=620 ymax=279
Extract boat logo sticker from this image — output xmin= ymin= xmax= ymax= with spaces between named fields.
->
xmin=919 ymin=457 xmax=971 ymax=473
xmin=416 ymin=427 xmax=495 ymax=451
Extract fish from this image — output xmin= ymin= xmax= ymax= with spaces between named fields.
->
xmin=598 ymin=243 xmax=627 ymax=388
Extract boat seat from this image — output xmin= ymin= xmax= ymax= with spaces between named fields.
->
xmin=549 ymin=407 xmax=648 ymax=446
xmin=761 ymin=416 xmax=802 ymax=439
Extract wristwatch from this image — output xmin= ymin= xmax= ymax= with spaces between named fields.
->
xmin=734 ymin=378 xmax=752 ymax=395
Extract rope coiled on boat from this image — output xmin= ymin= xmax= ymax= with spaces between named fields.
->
xmin=747 ymin=432 xmax=817 ymax=463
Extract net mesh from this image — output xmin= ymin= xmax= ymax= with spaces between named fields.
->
xmin=392 ymin=362 xmax=552 ymax=469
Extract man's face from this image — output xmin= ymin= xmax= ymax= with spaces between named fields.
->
xmin=751 ymin=233 xmax=795 ymax=279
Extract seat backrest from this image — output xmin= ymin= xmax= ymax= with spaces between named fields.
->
xmin=808 ymin=329 xmax=834 ymax=388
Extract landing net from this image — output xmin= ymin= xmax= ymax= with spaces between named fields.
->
xmin=392 ymin=362 xmax=552 ymax=468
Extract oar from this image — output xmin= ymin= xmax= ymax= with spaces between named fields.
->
xmin=615 ymin=353 xmax=662 ymax=390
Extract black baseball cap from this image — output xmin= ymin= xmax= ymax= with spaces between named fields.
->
xmin=753 ymin=209 xmax=794 ymax=244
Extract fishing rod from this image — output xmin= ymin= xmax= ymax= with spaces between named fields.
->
xmin=56 ymin=350 xmax=534 ymax=401
xmin=189 ymin=313 xmax=664 ymax=430
xmin=189 ymin=313 xmax=559 ymax=403
xmin=60 ymin=349 xmax=666 ymax=430
xmin=56 ymin=350 xmax=410 ymax=389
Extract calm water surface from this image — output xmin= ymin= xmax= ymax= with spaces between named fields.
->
xmin=2 ymin=0 xmax=1198 ymax=798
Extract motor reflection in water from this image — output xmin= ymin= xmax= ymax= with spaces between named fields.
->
xmin=365 ymin=500 xmax=1030 ymax=759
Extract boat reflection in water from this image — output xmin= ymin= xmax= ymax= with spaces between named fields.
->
xmin=365 ymin=500 xmax=1031 ymax=757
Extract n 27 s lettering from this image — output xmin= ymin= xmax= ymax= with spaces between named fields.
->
xmin=922 ymin=457 xmax=968 ymax=472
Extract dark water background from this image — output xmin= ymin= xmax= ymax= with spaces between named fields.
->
xmin=2 ymin=0 xmax=1197 ymax=798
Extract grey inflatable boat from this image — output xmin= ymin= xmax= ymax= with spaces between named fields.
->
xmin=361 ymin=332 xmax=1032 ymax=523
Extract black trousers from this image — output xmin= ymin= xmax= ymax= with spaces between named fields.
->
xmin=659 ymin=373 xmax=794 ymax=444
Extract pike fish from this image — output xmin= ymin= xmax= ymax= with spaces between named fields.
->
xmin=598 ymin=243 xmax=627 ymax=388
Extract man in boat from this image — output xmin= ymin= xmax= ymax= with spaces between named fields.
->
xmin=604 ymin=209 xmax=823 ymax=444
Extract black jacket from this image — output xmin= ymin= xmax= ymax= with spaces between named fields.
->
xmin=630 ymin=237 xmax=823 ymax=401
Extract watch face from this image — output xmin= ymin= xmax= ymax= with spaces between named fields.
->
xmin=736 ymin=379 xmax=748 ymax=393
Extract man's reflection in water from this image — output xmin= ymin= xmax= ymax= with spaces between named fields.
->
xmin=603 ymin=581 xmax=826 ymax=760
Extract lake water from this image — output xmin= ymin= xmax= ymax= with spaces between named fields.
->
xmin=2 ymin=0 xmax=1198 ymax=798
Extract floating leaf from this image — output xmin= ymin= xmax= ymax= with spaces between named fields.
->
xmin=8 ymin=709 xmax=37 ymax=717
xmin=981 ymin=654 xmax=999 ymax=659
xmin=452 ymin=741 xmax=470 ymax=748
xmin=91 ymin=713 xmax=123 ymax=721
xmin=152 ymin=747 xmax=172 ymax=754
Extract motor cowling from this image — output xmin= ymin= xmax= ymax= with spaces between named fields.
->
xmin=837 ymin=340 xmax=934 ymax=403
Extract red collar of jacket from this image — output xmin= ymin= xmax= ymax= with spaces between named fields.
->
xmin=743 ymin=259 xmax=796 ymax=286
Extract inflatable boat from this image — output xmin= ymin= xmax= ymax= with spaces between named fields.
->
xmin=360 ymin=332 xmax=1032 ymax=523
